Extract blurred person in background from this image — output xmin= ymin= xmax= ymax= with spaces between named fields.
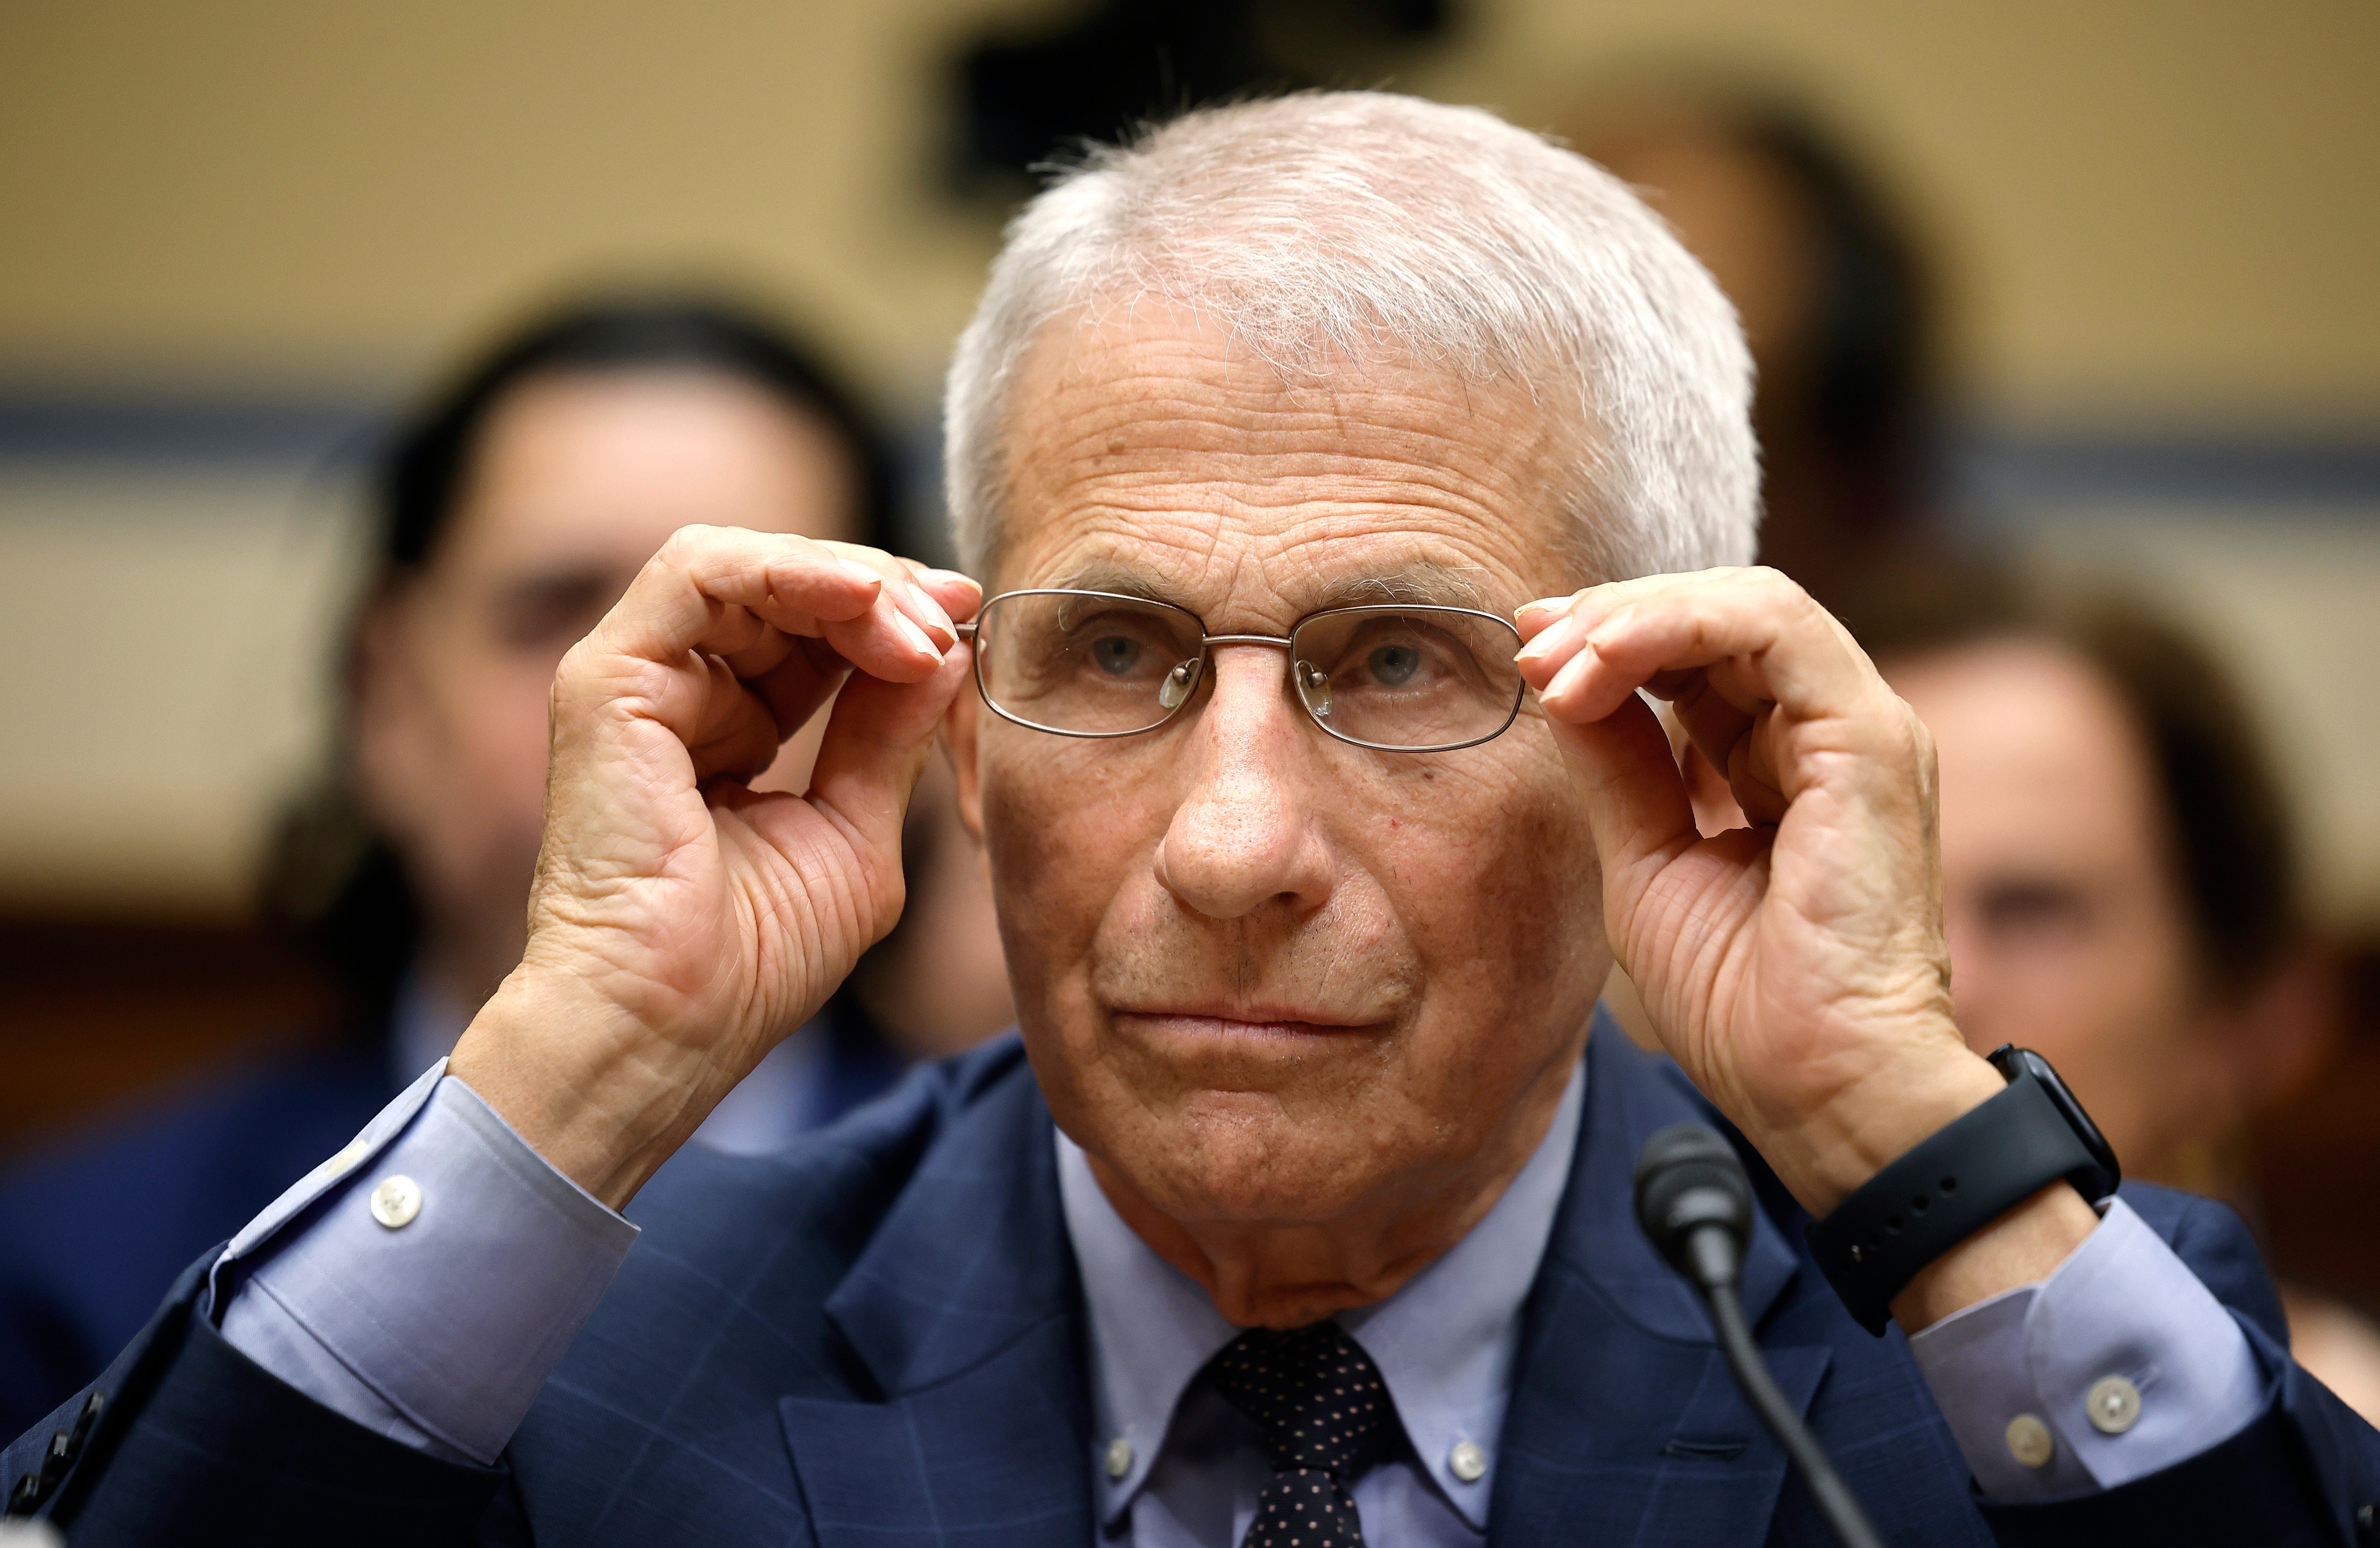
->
xmin=1562 ymin=80 xmax=1949 ymax=616
xmin=1861 ymin=580 xmax=2380 ymax=1425
xmin=1573 ymin=75 xmax=2380 ymax=1423
xmin=0 ymin=298 xmax=1012 ymax=1435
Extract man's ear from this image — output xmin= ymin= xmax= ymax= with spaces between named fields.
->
xmin=944 ymin=678 xmax=986 ymax=845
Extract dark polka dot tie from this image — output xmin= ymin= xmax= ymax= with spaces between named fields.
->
xmin=1202 ymin=1321 xmax=1393 ymax=1548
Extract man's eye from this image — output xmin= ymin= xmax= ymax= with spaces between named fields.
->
xmin=1089 ymin=635 xmax=1146 ymax=676
xmin=1364 ymin=643 xmax=1422 ymax=687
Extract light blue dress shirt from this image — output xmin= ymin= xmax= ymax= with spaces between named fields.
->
xmin=1061 ymin=1058 xmax=1585 ymax=1546
xmin=213 ymin=1046 xmax=2268 ymax=1537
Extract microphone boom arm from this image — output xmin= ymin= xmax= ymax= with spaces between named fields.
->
xmin=1636 ymin=1123 xmax=1886 ymax=1548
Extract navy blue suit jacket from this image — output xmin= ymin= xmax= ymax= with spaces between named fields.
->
xmin=0 ymin=1041 xmax=391 ymax=1439
xmin=8 ymin=1025 xmax=2377 ymax=1545
xmin=0 ymin=997 xmax=901 ymax=1443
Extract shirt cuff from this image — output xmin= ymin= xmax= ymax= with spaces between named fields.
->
xmin=215 ymin=1064 xmax=638 ymax=1464
xmin=1907 ymin=1195 xmax=2264 ymax=1502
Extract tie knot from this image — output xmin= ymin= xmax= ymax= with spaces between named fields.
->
xmin=1202 ymin=1322 xmax=1393 ymax=1479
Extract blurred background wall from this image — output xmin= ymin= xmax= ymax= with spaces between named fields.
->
xmin=3 ymin=0 xmax=2375 ymax=1260
xmin=5 ymin=0 xmax=2376 ymax=917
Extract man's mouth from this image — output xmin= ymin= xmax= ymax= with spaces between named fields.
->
xmin=1113 ymin=1005 xmax=1384 ymax=1041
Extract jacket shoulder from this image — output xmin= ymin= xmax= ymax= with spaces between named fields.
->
xmin=623 ymin=1034 xmax=1031 ymax=1271
xmin=496 ymin=1036 xmax=1055 ymax=1539
xmin=543 ymin=1036 xmax=1038 ymax=1401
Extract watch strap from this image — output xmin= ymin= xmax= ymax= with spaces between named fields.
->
xmin=1806 ymin=1072 xmax=2102 ymax=1335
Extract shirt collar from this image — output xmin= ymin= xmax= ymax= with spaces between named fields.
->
xmin=1057 ymin=1055 xmax=1585 ymax=1532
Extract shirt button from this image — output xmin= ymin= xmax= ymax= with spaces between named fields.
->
xmin=2005 ymin=1412 xmax=2054 ymax=1469
xmin=369 ymin=1174 xmax=423 ymax=1229
xmin=1104 ymin=1437 xmax=1132 ymax=1479
xmin=1448 ymin=1440 xmax=1488 ymax=1483
xmin=2085 ymin=1375 xmax=2141 ymax=1435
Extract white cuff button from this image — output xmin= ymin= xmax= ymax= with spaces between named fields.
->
xmin=1104 ymin=1438 xmax=1132 ymax=1480
xmin=369 ymin=1174 xmax=423 ymax=1229
xmin=2085 ymin=1374 xmax=2142 ymax=1435
xmin=2005 ymin=1412 xmax=2054 ymax=1469
xmin=1449 ymin=1440 xmax=1488 ymax=1483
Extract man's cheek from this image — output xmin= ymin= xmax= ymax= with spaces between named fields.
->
xmin=1423 ymin=780 xmax=1603 ymax=998
xmin=981 ymin=757 xmax=1157 ymax=991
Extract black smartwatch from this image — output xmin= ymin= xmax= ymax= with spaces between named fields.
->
xmin=1806 ymin=1044 xmax=2120 ymax=1335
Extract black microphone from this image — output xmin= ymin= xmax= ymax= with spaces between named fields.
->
xmin=1636 ymin=1124 xmax=1886 ymax=1548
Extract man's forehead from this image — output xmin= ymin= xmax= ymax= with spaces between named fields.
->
xmin=1043 ymin=548 xmax=1496 ymax=617
xmin=995 ymin=309 xmax=1584 ymax=603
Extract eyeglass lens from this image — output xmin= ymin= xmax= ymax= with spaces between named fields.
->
xmin=972 ymin=591 xmax=1524 ymax=751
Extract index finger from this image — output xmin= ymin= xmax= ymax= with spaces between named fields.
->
xmin=592 ymin=525 xmax=949 ymax=684
xmin=1516 ymin=567 xmax=1878 ymax=728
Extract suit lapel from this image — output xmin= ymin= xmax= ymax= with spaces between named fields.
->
xmin=1490 ymin=1020 xmax=1832 ymax=1547
xmin=778 ymin=1020 xmax=1834 ymax=1546
xmin=780 ymin=1064 xmax=1095 ymax=1548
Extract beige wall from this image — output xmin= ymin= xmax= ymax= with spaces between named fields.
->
xmin=0 ymin=464 xmax=364 ymax=913
xmin=3 ymin=1 xmax=2377 ymax=923
xmin=1 ymin=0 xmax=2374 ymax=422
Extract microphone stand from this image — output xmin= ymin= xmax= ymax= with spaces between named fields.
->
xmin=1636 ymin=1123 xmax=1886 ymax=1548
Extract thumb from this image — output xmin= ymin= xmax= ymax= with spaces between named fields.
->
xmin=1550 ymin=690 xmax=1701 ymax=920
xmin=805 ymin=642 xmax=973 ymax=866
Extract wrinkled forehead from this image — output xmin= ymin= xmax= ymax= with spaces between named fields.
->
xmin=991 ymin=305 xmax=1587 ymax=621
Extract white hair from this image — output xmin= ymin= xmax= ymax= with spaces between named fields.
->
xmin=944 ymin=91 xmax=1759 ymax=583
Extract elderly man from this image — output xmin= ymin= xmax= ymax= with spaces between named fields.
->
xmin=8 ymin=94 xmax=2375 ymax=1546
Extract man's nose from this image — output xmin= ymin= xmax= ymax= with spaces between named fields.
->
xmin=1152 ymin=647 xmax=1335 ymax=921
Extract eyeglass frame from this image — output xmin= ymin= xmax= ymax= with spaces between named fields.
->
xmin=951 ymin=587 xmax=1529 ymax=754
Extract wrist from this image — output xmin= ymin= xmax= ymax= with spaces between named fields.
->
xmin=1803 ymin=1040 xmax=2118 ymax=1333
xmin=446 ymin=967 xmax=711 ymax=1210
xmin=1762 ymin=1039 xmax=2007 ymax=1219
xmin=1889 ymin=1182 xmax=2099 ymax=1331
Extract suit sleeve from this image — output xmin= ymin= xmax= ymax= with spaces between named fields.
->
xmin=0 ymin=1058 xmax=614 ymax=1543
xmin=1971 ymin=1185 xmax=2380 ymax=1548
xmin=1 ymin=1248 xmax=515 ymax=1545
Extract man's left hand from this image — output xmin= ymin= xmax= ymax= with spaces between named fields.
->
xmin=1515 ymin=567 xmax=2095 ymax=1325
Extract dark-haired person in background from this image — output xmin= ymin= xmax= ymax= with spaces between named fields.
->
xmin=0 ymin=298 xmax=1012 ymax=1436
xmin=1561 ymin=80 xmax=1945 ymax=615
xmin=1867 ymin=584 xmax=2380 ymax=1424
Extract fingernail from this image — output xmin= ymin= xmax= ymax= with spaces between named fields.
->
xmin=907 ymin=581 xmax=956 ymax=638
xmin=892 ymin=609 xmax=939 ymax=659
xmin=923 ymin=568 xmax=979 ymax=592
xmin=1515 ymin=598 xmax=1558 ymax=621
xmin=1546 ymin=647 xmax=1596 ymax=702
xmin=840 ymin=559 xmax=883 ymax=589
xmin=1516 ymin=611 xmax=1582 ymax=663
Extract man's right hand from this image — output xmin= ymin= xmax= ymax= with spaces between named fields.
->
xmin=447 ymin=526 xmax=979 ymax=1208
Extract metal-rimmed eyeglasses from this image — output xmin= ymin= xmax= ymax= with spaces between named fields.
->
xmin=954 ymin=588 xmax=1527 ymax=753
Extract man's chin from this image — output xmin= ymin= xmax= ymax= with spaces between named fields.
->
xmin=1103 ymin=1096 xmax=1395 ymax=1225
